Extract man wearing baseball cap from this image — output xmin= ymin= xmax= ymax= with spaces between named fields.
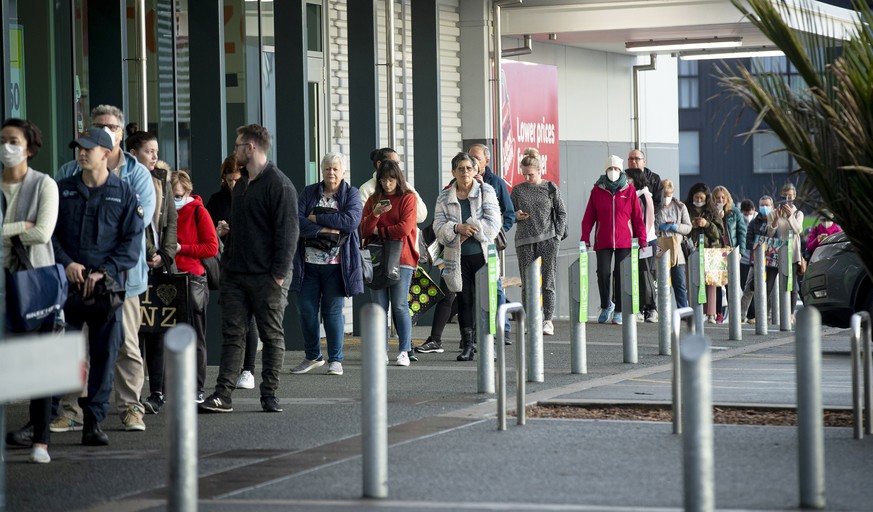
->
xmin=52 ymin=126 xmax=145 ymax=445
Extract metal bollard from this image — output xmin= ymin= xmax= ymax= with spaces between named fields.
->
xmin=361 ymin=303 xmax=388 ymax=498
xmin=672 ymin=307 xmax=697 ymax=435
xmin=620 ymin=243 xmax=639 ymax=363
xmin=475 ymin=262 xmax=495 ymax=394
xmin=525 ymin=257 xmax=544 ymax=382
xmin=796 ymin=307 xmax=826 ymax=509
xmin=569 ymin=246 xmax=588 ymax=374
xmin=849 ymin=312 xmax=872 ymax=439
xmin=165 ymin=324 xmax=198 ymax=512
xmin=728 ymin=248 xmax=742 ymax=340
xmin=1 ymin=403 xmax=5 ymax=511
xmin=681 ymin=333 xmax=715 ymax=512
xmin=496 ymin=303 xmax=527 ymax=431
xmin=753 ymin=243 xmax=768 ymax=335
xmin=657 ymin=248 xmax=672 ymax=355
xmin=772 ymin=273 xmax=781 ymax=327
xmin=689 ymin=244 xmax=705 ymax=336
xmin=780 ymin=242 xmax=792 ymax=331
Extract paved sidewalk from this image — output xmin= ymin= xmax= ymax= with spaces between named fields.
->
xmin=3 ymin=319 xmax=872 ymax=511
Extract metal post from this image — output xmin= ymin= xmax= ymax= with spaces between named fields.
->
xmin=517 ymin=310 xmax=526 ymax=426
xmin=384 ymin=0 xmax=396 ymax=147
xmin=772 ymin=273 xmax=781 ymax=327
xmin=497 ymin=303 xmax=526 ymax=430
xmin=850 ymin=312 xmax=871 ymax=440
xmin=658 ymin=248 xmax=672 ymax=355
xmin=621 ymin=247 xmax=638 ymax=363
xmin=1 ymin=403 xmax=5 ymax=512
xmin=476 ymin=265 xmax=495 ymax=393
xmin=165 ymin=324 xmax=198 ymax=512
xmin=526 ymin=257 xmax=544 ymax=382
xmin=864 ymin=314 xmax=873 ymax=436
xmin=362 ymin=303 xmax=388 ymax=498
xmin=569 ymin=253 xmax=588 ymax=373
xmin=754 ymin=243 xmax=768 ymax=335
xmin=672 ymin=307 xmax=697 ymax=435
xmin=681 ymin=333 xmax=715 ymax=512
xmin=728 ymin=247 xmax=742 ymax=340
xmin=796 ymin=307 xmax=826 ymax=509
xmin=689 ymin=245 xmax=705 ymax=336
xmin=780 ymin=243 xmax=792 ymax=331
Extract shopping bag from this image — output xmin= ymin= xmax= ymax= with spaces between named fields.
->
xmin=364 ymin=228 xmax=402 ymax=290
xmin=139 ymin=267 xmax=190 ymax=334
xmin=751 ymin=235 xmax=785 ymax=268
xmin=408 ymin=266 xmax=445 ymax=325
xmin=657 ymin=235 xmax=680 ymax=267
xmin=703 ymin=248 xmax=729 ymax=287
xmin=4 ymin=236 xmax=68 ymax=333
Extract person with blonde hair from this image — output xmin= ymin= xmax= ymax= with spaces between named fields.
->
xmin=712 ymin=185 xmax=746 ymax=322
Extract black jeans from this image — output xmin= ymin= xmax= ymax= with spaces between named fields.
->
xmin=242 ymin=314 xmax=259 ymax=373
xmin=429 ymin=291 xmax=457 ymax=341
xmin=596 ymin=248 xmax=630 ymax=312
xmin=457 ymin=252 xmax=486 ymax=330
xmin=215 ymin=271 xmax=289 ymax=399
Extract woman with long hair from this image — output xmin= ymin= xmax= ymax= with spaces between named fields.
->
xmin=685 ymin=182 xmax=725 ymax=323
xmin=712 ymin=185 xmax=746 ymax=322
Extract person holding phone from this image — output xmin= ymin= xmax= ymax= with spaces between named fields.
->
xmin=767 ymin=183 xmax=804 ymax=323
xmin=684 ymin=182 xmax=724 ymax=324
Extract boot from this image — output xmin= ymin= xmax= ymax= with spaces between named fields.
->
xmin=457 ymin=328 xmax=477 ymax=361
xmin=81 ymin=413 xmax=109 ymax=446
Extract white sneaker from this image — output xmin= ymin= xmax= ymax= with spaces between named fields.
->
xmin=289 ymin=358 xmax=325 ymax=374
xmin=236 ymin=370 xmax=255 ymax=389
xmin=395 ymin=352 xmax=410 ymax=367
xmin=542 ymin=320 xmax=554 ymax=336
xmin=327 ymin=361 xmax=344 ymax=375
xmin=29 ymin=446 xmax=50 ymax=464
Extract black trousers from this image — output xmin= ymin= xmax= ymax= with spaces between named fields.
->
xmin=457 ymin=252 xmax=486 ymax=330
xmin=596 ymin=248 xmax=630 ymax=312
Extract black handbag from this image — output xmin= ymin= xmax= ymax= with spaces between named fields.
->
xmin=548 ymin=181 xmax=568 ymax=240
xmin=303 ymin=206 xmax=350 ymax=252
xmin=194 ymin=205 xmax=221 ymax=290
xmin=494 ymin=229 xmax=507 ymax=251
xmin=65 ymin=272 xmax=126 ymax=326
xmin=5 ymin=236 xmax=68 ymax=333
xmin=364 ymin=228 xmax=403 ymax=290
xmin=139 ymin=263 xmax=190 ymax=334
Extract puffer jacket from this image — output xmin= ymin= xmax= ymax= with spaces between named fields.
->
xmin=580 ymin=182 xmax=646 ymax=251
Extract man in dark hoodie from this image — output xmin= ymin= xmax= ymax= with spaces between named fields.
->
xmin=627 ymin=149 xmax=663 ymax=322
xmin=200 ymin=124 xmax=299 ymax=414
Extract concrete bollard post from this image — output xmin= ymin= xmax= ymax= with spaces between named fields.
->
xmin=658 ymin=248 xmax=672 ymax=355
xmin=728 ymin=247 xmax=742 ymax=340
xmin=620 ymin=240 xmax=639 ymax=363
xmin=476 ymin=259 xmax=496 ymax=394
xmin=525 ymin=257 xmax=544 ymax=382
xmin=796 ymin=306 xmax=826 ymax=509
xmin=361 ymin=303 xmax=388 ymax=499
xmin=754 ymin=243 xmax=768 ymax=335
xmin=165 ymin=324 xmax=198 ymax=512
xmin=671 ymin=307 xmax=697 ymax=435
xmin=681 ymin=333 xmax=715 ymax=512
xmin=569 ymin=245 xmax=588 ymax=374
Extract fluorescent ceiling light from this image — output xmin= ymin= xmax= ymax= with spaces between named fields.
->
xmin=625 ymin=37 xmax=742 ymax=53
xmin=679 ymin=47 xmax=785 ymax=60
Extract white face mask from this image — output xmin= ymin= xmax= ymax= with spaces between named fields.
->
xmin=744 ymin=213 xmax=756 ymax=223
xmin=822 ymin=220 xmax=834 ymax=228
xmin=716 ymin=202 xmax=725 ymax=209
xmin=606 ymin=169 xmax=620 ymax=182
xmin=0 ymin=143 xmax=26 ymax=168
xmin=664 ymin=196 xmax=673 ymax=205
xmin=693 ymin=201 xmax=706 ymax=208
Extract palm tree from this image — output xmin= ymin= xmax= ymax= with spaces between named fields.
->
xmin=716 ymin=0 xmax=873 ymax=275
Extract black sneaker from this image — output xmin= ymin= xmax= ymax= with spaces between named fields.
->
xmin=81 ymin=422 xmax=109 ymax=446
xmin=260 ymin=396 xmax=283 ymax=413
xmin=199 ymin=393 xmax=233 ymax=413
xmin=414 ymin=338 xmax=444 ymax=353
xmin=6 ymin=423 xmax=33 ymax=447
xmin=143 ymin=392 xmax=165 ymax=414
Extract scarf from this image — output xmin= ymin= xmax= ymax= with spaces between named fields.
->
xmin=595 ymin=171 xmax=627 ymax=194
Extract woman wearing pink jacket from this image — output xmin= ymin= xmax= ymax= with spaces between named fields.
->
xmin=580 ymin=155 xmax=647 ymax=325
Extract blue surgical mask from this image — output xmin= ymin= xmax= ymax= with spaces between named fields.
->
xmin=174 ymin=197 xmax=186 ymax=210
xmin=758 ymin=206 xmax=770 ymax=216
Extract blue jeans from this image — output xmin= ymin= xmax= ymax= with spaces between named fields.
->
xmin=497 ymin=277 xmax=510 ymax=332
xmin=672 ymin=264 xmax=689 ymax=309
xmin=370 ymin=266 xmax=414 ymax=353
xmin=297 ymin=263 xmax=346 ymax=363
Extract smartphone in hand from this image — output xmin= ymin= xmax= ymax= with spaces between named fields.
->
xmin=379 ymin=199 xmax=391 ymax=207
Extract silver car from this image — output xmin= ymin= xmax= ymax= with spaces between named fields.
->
xmin=801 ymin=232 xmax=872 ymax=328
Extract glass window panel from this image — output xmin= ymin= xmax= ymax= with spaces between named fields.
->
xmin=752 ymin=132 xmax=791 ymax=174
xmin=306 ymin=3 xmax=322 ymax=53
xmin=679 ymin=131 xmax=700 ymax=175
xmin=175 ymin=0 xmax=190 ymax=168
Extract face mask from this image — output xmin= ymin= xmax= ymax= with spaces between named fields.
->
xmin=606 ymin=170 xmax=620 ymax=182
xmin=822 ymin=220 xmax=834 ymax=228
xmin=744 ymin=213 xmax=756 ymax=223
xmin=0 ymin=143 xmax=26 ymax=167
xmin=174 ymin=197 xmax=186 ymax=210
xmin=716 ymin=202 xmax=725 ymax=209
xmin=693 ymin=201 xmax=705 ymax=208
xmin=758 ymin=206 xmax=770 ymax=216
xmin=664 ymin=196 xmax=673 ymax=206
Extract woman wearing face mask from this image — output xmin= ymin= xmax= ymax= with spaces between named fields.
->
xmin=712 ymin=186 xmax=746 ymax=323
xmin=581 ymin=155 xmax=646 ymax=325
xmin=171 ymin=171 xmax=219 ymax=403
xmin=767 ymin=183 xmax=804 ymax=323
xmin=805 ymin=212 xmax=841 ymax=258
xmin=654 ymin=179 xmax=691 ymax=309
xmin=684 ymin=182 xmax=725 ymax=324
xmin=0 ymin=119 xmax=60 ymax=463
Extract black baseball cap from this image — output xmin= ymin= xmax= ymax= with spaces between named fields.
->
xmin=69 ymin=127 xmax=114 ymax=151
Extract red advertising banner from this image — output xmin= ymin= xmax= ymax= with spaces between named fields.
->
xmin=499 ymin=61 xmax=560 ymax=190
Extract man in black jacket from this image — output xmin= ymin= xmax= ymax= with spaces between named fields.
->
xmin=200 ymin=124 xmax=299 ymax=414
xmin=627 ymin=149 xmax=663 ymax=322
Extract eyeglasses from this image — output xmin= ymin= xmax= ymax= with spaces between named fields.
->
xmin=627 ymin=157 xmax=643 ymax=161
xmin=174 ymin=195 xmax=185 ymax=200
xmin=93 ymin=123 xmax=121 ymax=132
xmin=454 ymin=166 xmax=476 ymax=173
xmin=235 ymin=142 xmax=251 ymax=149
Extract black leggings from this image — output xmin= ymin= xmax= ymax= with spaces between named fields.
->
xmin=596 ymin=248 xmax=630 ymax=312
xmin=457 ymin=252 xmax=486 ymax=330
xmin=429 ymin=291 xmax=457 ymax=342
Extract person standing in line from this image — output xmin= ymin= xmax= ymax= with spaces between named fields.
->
xmin=738 ymin=199 xmax=757 ymax=319
xmin=360 ymin=160 xmax=419 ymax=366
xmin=767 ymin=183 xmax=804 ymax=324
xmin=56 ymin=106 xmax=156 ymax=433
xmin=433 ymin=152 xmax=502 ymax=361
xmin=685 ymin=182 xmax=725 ymax=324
xmin=206 ymin=155 xmax=260 ymax=390
xmin=580 ymin=155 xmax=646 ymax=326
xmin=805 ymin=210 xmax=841 ymax=257
xmin=740 ymin=195 xmax=776 ymax=324
xmin=625 ymin=167 xmax=658 ymax=322
xmin=510 ymin=149 xmax=566 ymax=335
xmin=171 ymin=170 xmax=219 ymax=402
xmin=290 ymin=152 xmax=363 ymax=376
xmin=200 ymin=124 xmax=298 ymax=414
xmin=53 ymin=128 xmax=144 ymax=445
xmin=654 ymin=179 xmax=691 ymax=309
xmin=627 ymin=149 xmax=663 ymax=322
xmin=712 ymin=185 xmax=747 ymax=323
xmin=125 ymin=127 xmax=178 ymax=414
xmin=0 ymin=119 xmax=60 ymax=462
